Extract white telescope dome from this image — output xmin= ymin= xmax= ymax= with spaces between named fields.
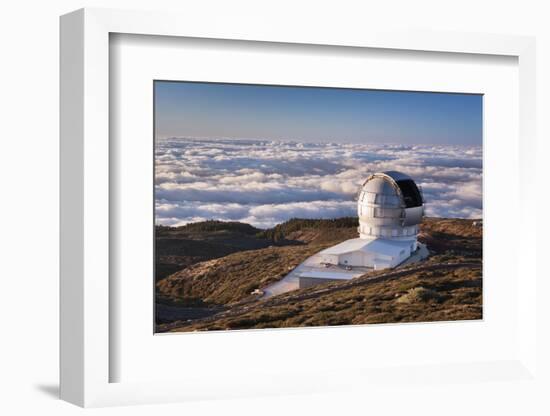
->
xmin=357 ymin=171 xmax=424 ymax=241
xmin=271 ymin=172 xmax=429 ymax=290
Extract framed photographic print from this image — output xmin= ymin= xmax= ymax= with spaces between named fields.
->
xmin=153 ymin=81 xmax=483 ymax=334
xmin=60 ymin=8 xmax=540 ymax=408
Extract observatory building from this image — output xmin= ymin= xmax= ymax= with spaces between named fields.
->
xmin=317 ymin=171 xmax=424 ymax=269
xmin=262 ymin=171 xmax=428 ymax=297
xmin=295 ymin=171 xmax=426 ymax=290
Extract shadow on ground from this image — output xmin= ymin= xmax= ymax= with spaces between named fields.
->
xmin=34 ymin=383 xmax=59 ymax=399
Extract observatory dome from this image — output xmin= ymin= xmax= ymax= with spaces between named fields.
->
xmin=267 ymin=171 xmax=429 ymax=291
xmin=357 ymin=171 xmax=424 ymax=241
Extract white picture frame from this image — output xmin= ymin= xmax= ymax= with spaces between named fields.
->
xmin=60 ymin=7 xmax=539 ymax=408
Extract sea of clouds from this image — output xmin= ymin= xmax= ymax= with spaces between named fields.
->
xmin=155 ymin=138 xmax=482 ymax=229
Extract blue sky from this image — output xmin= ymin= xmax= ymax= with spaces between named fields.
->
xmin=154 ymin=81 xmax=482 ymax=145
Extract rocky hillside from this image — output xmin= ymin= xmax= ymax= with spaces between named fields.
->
xmin=155 ymin=217 xmax=482 ymax=331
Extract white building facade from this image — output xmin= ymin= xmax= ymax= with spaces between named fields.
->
xmin=268 ymin=171 xmax=427 ymax=293
xmin=316 ymin=171 xmax=425 ymax=271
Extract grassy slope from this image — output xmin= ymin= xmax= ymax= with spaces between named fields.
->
xmin=156 ymin=217 xmax=482 ymax=331
xmin=168 ymin=264 xmax=482 ymax=331
xmin=156 ymin=218 xmax=358 ymax=302
xmin=155 ymin=220 xmax=285 ymax=280
xmin=418 ymin=217 xmax=482 ymax=257
xmin=157 ymin=244 xmax=330 ymax=305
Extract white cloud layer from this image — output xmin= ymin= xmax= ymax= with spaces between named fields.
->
xmin=156 ymin=138 xmax=482 ymax=228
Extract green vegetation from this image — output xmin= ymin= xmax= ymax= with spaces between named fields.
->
xmin=256 ymin=217 xmax=359 ymax=242
xmin=158 ymin=220 xmax=261 ymax=236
